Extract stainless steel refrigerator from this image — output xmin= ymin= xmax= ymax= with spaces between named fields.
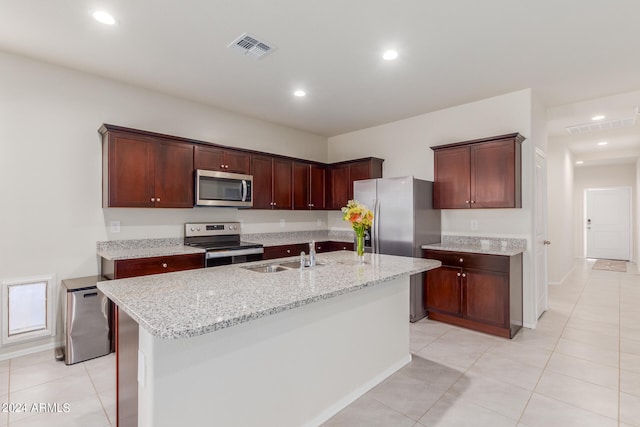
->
xmin=354 ymin=176 xmax=441 ymax=322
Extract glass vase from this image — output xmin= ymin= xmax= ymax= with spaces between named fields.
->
xmin=356 ymin=230 xmax=365 ymax=263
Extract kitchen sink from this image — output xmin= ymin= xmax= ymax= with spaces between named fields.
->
xmin=242 ymin=261 xmax=326 ymax=273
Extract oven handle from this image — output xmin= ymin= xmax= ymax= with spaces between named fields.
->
xmin=241 ymin=180 xmax=248 ymax=202
xmin=206 ymin=247 xmax=264 ymax=259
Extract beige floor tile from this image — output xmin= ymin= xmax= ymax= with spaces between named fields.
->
xmin=520 ymin=393 xmax=617 ymax=427
xmin=97 ymin=388 xmax=116 ymax=426
xmin=565 ymin=317 xmax=620 ymax=338
xmin=467 ymin=353 xmax=544 ymax=390
xmin=322 ymin=394 xmax=416 ymax=427
xmin=509 ymin=328 xmax=559 ymax=352
xmin=0 ymin=371 xmax=8 ymax=397
xmin=621 ymin=368 xmax=640 ymax=397
xmin=415 ymin=336 xmax=490 ymax=372
xmin=621 ymin=352 xmax=640 ymax=374
xmin=417 ymin=393 xmax=517 ymax=427
xmin=534 ymin=371 xmax=618 ymax=419
xmin=568 ymin=308 xmax=620 ymax=326
xmin=545 ymin=352 xmax=619 ymax=389
xmin=10 ymin=358 xmax=87 ymax=393
xmin=554 ymin=337 xmax=619 ymax=367
xmin=8 ymin=375 xmax=100 ymax=424
xmin=620 ymin=392 xmax=640 ymax=427
xmin=448 ymin=372 xmax=532 ymax=420
xmin=397 ymin=356 xmax=463 ymax=392
xmin=410 ymin=329 xmax=440 ymax=353
xmin=621 ymin=339 xmax=640 ymax=356
xmin=484 ymin=341 xmax=552 ymax=368
xmin=368 ymin=371 xmax=444 ymax=420
xmin=560 ymin=326 xmax=621 ymax=352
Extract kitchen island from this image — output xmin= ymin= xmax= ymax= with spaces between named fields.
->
xmin=98 ymin=250 xmax=440 ymax=427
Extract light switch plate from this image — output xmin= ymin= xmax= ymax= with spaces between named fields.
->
xmin=110 ymin=220 xmax=121 ymax=233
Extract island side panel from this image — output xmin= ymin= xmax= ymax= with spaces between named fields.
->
xmin=138 ymin=276 xmax=410 ymax=427
xmin=118 ymin=308 xmax=138 ymax=427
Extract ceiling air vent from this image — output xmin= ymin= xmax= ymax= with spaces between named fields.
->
xmin=565 ymin=117 xmax=637 ymax=135
xmin=228 ymin=33 xmax=276 ymax=59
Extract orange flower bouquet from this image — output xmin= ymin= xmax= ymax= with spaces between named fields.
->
xmin=341 ymin=199 xmax=374 ymax=259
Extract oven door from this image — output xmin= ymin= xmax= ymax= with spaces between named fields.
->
xmin=196 ymin=170 xmax=253 ymax=207
xmin=205 ymin=247 xmax=264 ymax=267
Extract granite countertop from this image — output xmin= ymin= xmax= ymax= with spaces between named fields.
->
xmin=242 ymin=229 xmax=354 ymax=247
xmin=97 ymin=251 xmax=440 ymax=339
xmin=422 ymin=235 xmax=527 ymax=256
xmin=97 ymin=231 xmax=354 ymax=260
xmin=97 ymin=238 xmax=204 ymax=261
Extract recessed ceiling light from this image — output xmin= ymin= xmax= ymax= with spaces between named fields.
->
xmin=591 ymin=115 xmax=605 ymax=121
xmin=575 ymin=161 xmax=584 ymax=164
xmin=382 ymin=50 xmax=398 ymax=61
xmin=92 ymin=10 xmax=116 ymax=25
xmin=293 ymin=90 xmax=306 ymax=97
xmin=597 ymin=141 xmax=608 ymax=146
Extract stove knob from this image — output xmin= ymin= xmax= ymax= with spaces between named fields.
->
xmin=190 ymin=227 xmax=195 ymax=232
xmin=197 ymin=227 xmax=201 ymax=231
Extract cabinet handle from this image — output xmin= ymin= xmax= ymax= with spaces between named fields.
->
xmin=221 ymin=164 xmax=225 ymax=169
xmin=462 ymin=273 xmax=466 ymax=278
xmin=471 ymin=200 xmax=475 ymax=204
xmin=225 ymin=165 xmax=229 ymax=169
xmin=162 ymin=263 xmax=168 ymax=268
xmin=151 ymin=197 xmax=155 ymax=202
xmin=157 ymin=198 xmax=160 ymax=202
xmin=286 ymin=249 xmax=291 ymax=253
xmin=457 ymin=272 xmax=461 ymax=277
xmin=459 ymin=258 xmax=463 ymax=263
xmin=465 ymin=200 xmax=470 ymax=204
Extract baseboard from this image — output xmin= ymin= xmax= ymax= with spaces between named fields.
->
xmin=0 ymin=340 xmax=64 ymax=362
xmin=303 ymin=354 xmax=412 ymax=427
xmin=548 ymin=265 xmax=575 ymax=285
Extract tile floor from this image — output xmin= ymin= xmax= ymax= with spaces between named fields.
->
xmin=0 ymin=258 xmax=638 ymax=426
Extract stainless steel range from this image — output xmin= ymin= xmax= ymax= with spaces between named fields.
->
xmin=184 ymin=222 xmax=264 ymax=267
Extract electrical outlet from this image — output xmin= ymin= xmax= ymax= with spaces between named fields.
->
xmin=280 ymin=219 xmax=286 ymax=228
xmin=470 ymin=220 xmax=478 ymax=231
xmin=110 ymin=220 xmax=121 ymax=233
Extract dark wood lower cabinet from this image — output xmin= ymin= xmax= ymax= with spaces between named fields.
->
xmin=262 ymin=241 xmax=354 ymax=260
xmin=423 ymin=249 xmax=522 ymax=339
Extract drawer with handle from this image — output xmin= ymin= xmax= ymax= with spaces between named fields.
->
xmin=105 ymin=253 xmax=205 ymax=279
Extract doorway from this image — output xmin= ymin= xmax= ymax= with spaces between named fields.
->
xmin=585 ymin=187 xmax=631 ymax=260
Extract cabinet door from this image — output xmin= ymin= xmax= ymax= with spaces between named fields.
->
xmin=194 ymin=145 xmax=225 ymax=171
xmin=348 ymin=160 xmax=376 ymax=200
xmin=425 ymin=266 xmax=462 ymax=316
xmin=463 ymin=268 xmax=509 ymax=327
xmin=272 ymin=158 xmax=292 ymax=209
xmin=251 ymin=155 xmax=274 ymax=209
xmin=224 ymin=149 xmax=251 ymax=174
xmin=292 ymin=162 xmax=310 ymax=210
xmin=154 ymin=139 xmax=194 ymax=208
xmin=106 ymin=135 xmax=155 ymax=207
xmin=309 ymin=164 xmax=325 ymax=209
xmin=471 ymin=139 xmax=519 ymax=208
xmin=113 ymin=254 xmax=204 ymax=279
xmin=328 ymin=164 xmax=349 ymax=209
xmin=433 ymin=146 xmax=471 ymax=209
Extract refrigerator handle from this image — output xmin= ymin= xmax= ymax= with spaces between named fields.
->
xmin=374 ymin=199 xmax=380 ymax=254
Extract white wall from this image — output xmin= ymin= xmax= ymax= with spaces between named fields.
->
xmin=0 ymin=51 xmax=328 ymax=356
xmin=546 ymin=141 xmax=575 ymax=283
xmin=573 ymin=163 xmax=636 ymax=258
xmin=327 ymin=89 xmax=539 ymax=327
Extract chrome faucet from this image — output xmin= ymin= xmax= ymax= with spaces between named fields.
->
xmin=309 ymin=240 xmax=316 ymax=267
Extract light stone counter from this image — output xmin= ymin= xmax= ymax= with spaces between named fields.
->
xmin=422 ymin=235 xmax=527 ymax=256
xmin=97 ymin=250 xmax=440 ymax=339
xmin=97 ymin=238 xmax=204 ymax=260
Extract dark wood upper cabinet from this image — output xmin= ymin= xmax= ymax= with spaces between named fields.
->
xmin=293 ymin=162 xmax=326 ymax=210
xmin=101 ymin=126 xmax=194 ymax=208
xmin=251 ymin=154 xmax=292 ymax=209
xmin=194 ymin=145 xmax=250 ymax=174
xmin=326 ymin=158 xmax=384 ymax=209
xmin=432 ymin=133 xmax=524 ymax=209
xmin=100 ymin=124 xmax=382 ymax=210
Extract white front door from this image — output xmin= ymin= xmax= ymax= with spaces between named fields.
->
xmin=585 ymin=187 xmax=631 ymax=260
xmin=535 ymin=150 xmax=548 ymax=319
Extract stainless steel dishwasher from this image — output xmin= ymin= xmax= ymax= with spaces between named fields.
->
xmin=62 ymin=276 xmax=111 ymax=365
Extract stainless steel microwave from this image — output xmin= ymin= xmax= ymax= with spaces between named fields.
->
xmin=195 ymin=170 xmax=253 ymax=207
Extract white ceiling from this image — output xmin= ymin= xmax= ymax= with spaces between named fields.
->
xmin=1 ymin=1 xmax=640 ymax=151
